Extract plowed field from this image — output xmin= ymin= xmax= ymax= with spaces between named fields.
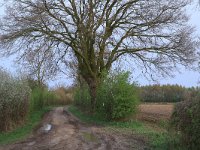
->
xmin=137 ymin=103 xmax=174 ymax=122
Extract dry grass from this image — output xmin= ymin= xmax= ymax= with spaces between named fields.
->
xmin=136 ymin=103 xmax=174 ymax=123
xmin=53 ymin=87 xmax=74 ymax=105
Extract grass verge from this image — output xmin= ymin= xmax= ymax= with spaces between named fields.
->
xmin=68 ymin=105 xmax=184 ymax=150
xmin=0 ymin=107 xmax=51 ymax=145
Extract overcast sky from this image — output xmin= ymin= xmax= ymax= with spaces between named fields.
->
xmin=0 ymin=1 xmax=200 ymax=88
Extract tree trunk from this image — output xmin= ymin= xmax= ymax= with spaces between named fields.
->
xmin=83 ymin=76 xmax=98 ymax=113
xmin=88 ymin=79 xmax=97 ymax=113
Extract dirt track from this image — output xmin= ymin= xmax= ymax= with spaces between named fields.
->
xmin=0 ymin=107 xmax=148 ymax=150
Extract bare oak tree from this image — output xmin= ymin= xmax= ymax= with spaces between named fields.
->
xmin=0 ymin=0 xmax=199 ymax=111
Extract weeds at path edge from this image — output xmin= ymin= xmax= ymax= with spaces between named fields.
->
xmin=0 ymin=107 xmax=51 ymax=145
xmin=68 ymin=105 xmax=185 ymax=150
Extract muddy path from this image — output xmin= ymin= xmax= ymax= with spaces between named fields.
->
xmin=0 ymin=107 xmax=148 ymax=150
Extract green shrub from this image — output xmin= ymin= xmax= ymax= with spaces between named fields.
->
xmin=171 ymin=95 xmax=200 ymax=149
xmin=73 ymin=72 xmax=139 ymax=119
xmin=96 ymin=72 xmax=139 ymax=120
xmin=73 ymin=84 xmax=91 ymax=110
xmin=0 ymin=68 xmax=31 ymax=132
xmin=43 ymin=90 xmax=59 ymax=106
xmin=30 ymin=87 xmax=59 ymax=111
xmin=30 ymin=85 xmax=74 ymax=110
xmin=30 ymin=87 xmax=45 ymax=111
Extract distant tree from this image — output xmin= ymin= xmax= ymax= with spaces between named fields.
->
xmin=139 ymin=84 xmax=191 ymax=102
xmin=19 ymin=41 xmax=58 ymax=86
xmin=0 ymin=0 xmax=199 ymax=111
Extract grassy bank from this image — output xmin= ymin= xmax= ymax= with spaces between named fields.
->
xmin=0 ymin=107 xmax=51 ymax=145
xmin=68 ymin=105 xmax=183 ymax=150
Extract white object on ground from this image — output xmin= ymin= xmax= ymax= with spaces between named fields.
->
xmin=42 ymin=124 xmax=52 ymax=133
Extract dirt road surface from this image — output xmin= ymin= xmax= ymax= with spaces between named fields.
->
xmin=0 ymin=107 xmax=148 ymax=150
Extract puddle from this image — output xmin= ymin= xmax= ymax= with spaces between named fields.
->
xmin=41 ymin=124 xmax=52 ymax=133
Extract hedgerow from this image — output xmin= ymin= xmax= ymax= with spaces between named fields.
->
xmin=0 ymin=68 xmax=31 ymax=132
xmin=171 ymin=94 xmax=200 ymax=149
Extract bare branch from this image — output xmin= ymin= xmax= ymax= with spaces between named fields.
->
xmin=0 ymin=0 xmax=198 ymax=96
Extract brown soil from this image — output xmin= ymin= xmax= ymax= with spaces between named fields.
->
xmin=137 ymin=103 xmax=174 ymax=122
xmin=0 ymin=107 xmax=148 ymax=150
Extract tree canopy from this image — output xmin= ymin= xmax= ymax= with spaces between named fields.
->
xmin=0 ymin=0 xmax=199 ymax=111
